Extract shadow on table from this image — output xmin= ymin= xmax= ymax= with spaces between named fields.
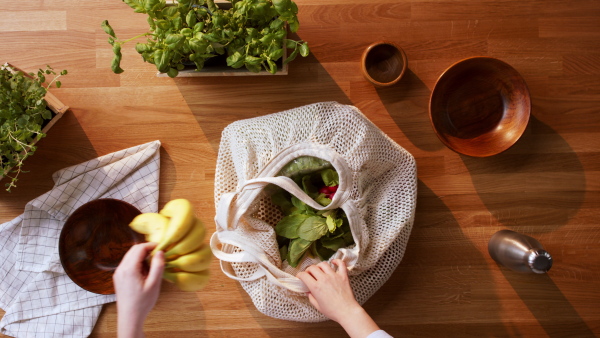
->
xmin=173 ymin=53 xmax=352 ymax=152
xmin=461 ymin=116 xmax=586 ymax=231
xmin=234 ymin=282 xmax=348 ymax=337
xmin=0 ymin=110 xmax=97 ymax=207
xmin=377 ymin=69 xmax=444 ymax=153
xmin=362 ymin=180 xmax=510 ymax=337
xmin=158 ymin=146 xmax=177 ymax=203
xmin=501 ymin=269 xmax=595 ymax=337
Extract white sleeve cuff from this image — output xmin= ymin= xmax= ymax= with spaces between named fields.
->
xmin=366 ymin=329 xmax=393 ymax=338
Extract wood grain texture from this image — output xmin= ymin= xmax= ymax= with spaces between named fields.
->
xmin=1 ymin=0 xmax=599 ymax=337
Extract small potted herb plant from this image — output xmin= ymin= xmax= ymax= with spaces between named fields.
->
xmin=102 ymin=0 xmax=310 ymax=77
xmin=0 ymin=63 xmax=68 ymax=191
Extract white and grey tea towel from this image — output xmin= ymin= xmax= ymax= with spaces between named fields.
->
xmin=0 ymin=140 xmax=161 ymax=337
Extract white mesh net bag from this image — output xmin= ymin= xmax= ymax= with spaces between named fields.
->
xmin=211 ymin=101 xmax=417 ymax=322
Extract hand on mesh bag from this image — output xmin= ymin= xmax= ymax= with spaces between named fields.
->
xmin=297 ymin=259 xmax=384 ymax=338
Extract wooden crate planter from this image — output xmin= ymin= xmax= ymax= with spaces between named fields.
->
xmin=157 ymin=0 xmax=288 ymax=77
xmin=0 ymin=63 xmax=69 ymax=181
xmin=156 ymin=54 xmax=288 ymax=77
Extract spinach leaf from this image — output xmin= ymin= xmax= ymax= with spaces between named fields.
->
xmin=326 ymin=215 xmax=343 ymax=233
xmin=289 ymin=238 xmax=312 ymax=267
xmin=298 ymin=216 xmax=328 ymax=241
xmin=321 ymin=236 xmax=346 ymax=252
xmin=275 ymin=214 xmax=309 ymax=239
xmin=270 ymin=187 xmax=294 ymax=214
xmin=301 ymin=174 xmax=318 ymax=199
xmin=279 ymin=244 xmax=288 ymax=261
xmin=315 ymin=193 xmax=331 ymax=207
xmin=311 ymin=241 xmax=336 ymax=261
xmin=277 ymin=156 xmax=331 ymax=178
xmin=291 ymin=195 xmax=307 ymax=212
xmin=270 ymin=157 xmax=354 ymax=266
xmin=321 ymin=168 xmax=339 ymax=187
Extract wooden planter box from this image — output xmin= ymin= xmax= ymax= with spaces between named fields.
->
xmin=157 ymin=0 xmax=288 ymax=77
xmin=156 ymin=55 xmax=289 ymax=77
xmin=0 ymin=63 xmax=69 ymax=181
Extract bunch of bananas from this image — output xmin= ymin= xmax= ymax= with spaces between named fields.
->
xmin=129 ymin=199 xmax=211 ymax=292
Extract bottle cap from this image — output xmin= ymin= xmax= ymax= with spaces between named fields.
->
xmin=527 ymin=250 xmax=553 ymax=273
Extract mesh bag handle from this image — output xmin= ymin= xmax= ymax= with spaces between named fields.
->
xmin=215 ymin=176 xmax=349 ymax=232
xmin=210 ymin=230 xmax=311 ymax=293
xmin=212 ymin=144 xmax=362 ymax=292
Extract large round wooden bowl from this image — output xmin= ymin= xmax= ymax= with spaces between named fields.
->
xmin=59 ymin=199 xmax=144 ymax=294
xmin=429 ymin=57 xmax=531 ymax=157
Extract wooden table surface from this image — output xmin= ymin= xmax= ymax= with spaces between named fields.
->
xmin=1 ymin=0 xmax=599 ymax=337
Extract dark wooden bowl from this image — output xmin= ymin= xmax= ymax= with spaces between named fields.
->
xmin=58 ymin=199 xmax=144 ymax=294
xmin=361 ymin=41 xmax=408 ymax=87
xmin=429 ymin=57 xmax=531 ymax=157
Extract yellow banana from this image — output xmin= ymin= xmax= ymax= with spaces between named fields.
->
xmin=129 ymin=213 xmax=168 ymax=243
xmin=163 ymin=269 xmax=210 ymax=292
xmin=164 ymin=218 xmax=206 ymax=259
xmin=165 ymin=244 xmax=212 ymax=272
xmin=155 ymin=199 xmax=195 ymax=252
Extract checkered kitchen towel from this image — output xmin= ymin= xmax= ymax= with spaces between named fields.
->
xmin=0 ymin=140 xmax=161 ymax=337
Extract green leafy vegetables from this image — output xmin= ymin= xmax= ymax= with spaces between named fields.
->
xmin=271 ymin=156 xmax=354 ymax=267
xmin=102 ymin=0 xmax=310 ymax=77
xmin=0 ymin=63 xmax=67 ymax=192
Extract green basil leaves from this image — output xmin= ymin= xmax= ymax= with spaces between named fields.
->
xmin=102 ymin=0 xmax=309 ymax=77
xmin=272 ymin=158 xmax=354 ymax=267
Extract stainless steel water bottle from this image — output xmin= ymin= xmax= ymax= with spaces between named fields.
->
xmin=488 ymin=230 xmax=552 ymax=274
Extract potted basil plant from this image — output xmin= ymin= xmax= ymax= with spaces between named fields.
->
xmin=102 ymin=0 xmax=310 ymax=77
xmin=0 ymin=63 xmax=68 ymax=191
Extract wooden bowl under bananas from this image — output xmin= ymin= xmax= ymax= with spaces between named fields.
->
xmin=129 ymin=199 xmax=212 ymax=292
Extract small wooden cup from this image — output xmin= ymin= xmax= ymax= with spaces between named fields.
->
xmin=361 ymin=41 xmax=408 ymax=87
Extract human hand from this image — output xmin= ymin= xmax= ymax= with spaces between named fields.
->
xmin=297 ymin=259 xmax=380 ymax=338
xmin=297 ymin=259 xmax=361 ymax=323
xmin=113 ymin=242 xmax=165 ymax=338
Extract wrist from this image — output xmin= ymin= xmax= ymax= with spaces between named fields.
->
xmin=336 ymin=303 xmax=365 ymax=327
xmin=117 ymin=310 xmax=145 ymax=338
xmin=337 ymin=305 xmax=380 ymax=338
xmin=118 ymin=321 xmax=144 ymax=338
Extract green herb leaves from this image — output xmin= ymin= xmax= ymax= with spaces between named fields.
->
xmin=272 ymin=157 xmax=354 ymax=267
xmin=289 ymin=238 xmax=312 ymax=267
xmin=297 ymin=216 xmax=328 ymax=241
xmin=123 ymin=0 xmax=147 ymax=13
xmin=154 ymin=49 xmax=171 ymax=73
xmin=321 ymin=168 xmax=339 ymax=187
xmin=103 ymin=20 xmax=126 ymax=74
xmin=102 ymin=0 xmax=309 ymax=77
xmin=101 ymin=20 xmax=115 ymax=37
xmin=226 ymin=51 xmax=245 ymax=68
xmin=277 ymin=214 xmax=328 ymax=241
xmin=0 ymin=64 xmax=67 ymax=191
xmin=275 ymin=214 xmax=308 ymax=239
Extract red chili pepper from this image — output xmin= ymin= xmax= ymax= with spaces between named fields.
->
xmin=327 ymin=185 xmax=338 ymax=193
xmin=319 ymin=186 xmax=330 ymax=194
